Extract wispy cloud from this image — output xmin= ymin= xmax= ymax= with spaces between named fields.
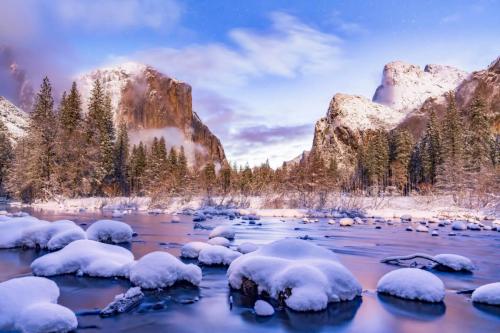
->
xmin=440 ymin=13 xmax=461 ymax=24
xmin=234 ymin=124 xmax=311 ymax=145
xmin=114 ymin=12 xmax=343 ymax=90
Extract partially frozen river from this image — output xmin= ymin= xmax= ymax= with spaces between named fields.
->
xmin=0 ymin=208 xmax=499 ymax=333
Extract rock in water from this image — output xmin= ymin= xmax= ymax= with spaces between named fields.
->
xmin=254 ymin=300 xmax=274 ymax=316
xmin=100 ymin=287 xmax=144 ymax=317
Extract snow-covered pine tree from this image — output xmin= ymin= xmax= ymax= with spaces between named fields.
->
xmin=129 ymin=142 xmax=147 ymax=195
xmin=0 ymin=119 xmax=13 ymax=195
xmin=113 ymin=122 xmax=129 ymax=195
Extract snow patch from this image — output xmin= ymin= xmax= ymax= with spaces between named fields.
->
xmin=86 ymin=220 xmax=133 ymax=243
xmin=471 ymin=282 xmax=500 ymax=306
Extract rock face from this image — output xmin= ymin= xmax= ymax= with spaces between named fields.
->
xmin=373 ymin=61 xmax=468 ymax=113
xmin=311 ymin=93 xmax=406 ymax=172
xmin=0 ymin=96 xmax=29 ymax=140
xmin=76 ymin=62 xmax=226 ymax=168
xmin=310 ymin=57 xmax=500 ymax=174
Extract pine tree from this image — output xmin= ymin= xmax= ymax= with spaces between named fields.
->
xmin=421 ymin=110 xmax=441 ymax=185
xmin=436 ymin=93 xmax=465 ymax=191
xmin=202 ymin=161 xmax=216 ymax=197
xmin=390 ymin=129 xmax=413 ymax=194
xmin=85 ymin=80 xmax=115 ymax=195
xmin=19 ymin=77 xmax=58 ymax=200
xmin=0 ymin=119 xmax=13 ymax=195
xmin=177 ymin=146 xmax=188 ymax=179
xmin=129 ymin=142 xmax=147 ymax=195
xmin=113 ymin=122 xmax=129 ymax=195
xmin=465 ymin=96 xmax=491 ymax=172
xmin=55 ymin=82 xmax=87 ymax=197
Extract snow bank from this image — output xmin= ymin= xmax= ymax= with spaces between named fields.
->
xmin=198 ymin=245 xmax=241 ymax=265
xmin=180 ymin=241 xmax=211 ymax=259
xmin=0 ymin=217 xmax=86 ymax=250
xmin=227 ymin=239 xmax=362 ymax=311
xmin=129 ymin=252 xmax=202 ymax=289
xmin=471 ymin=282 xmax=500 ymax=306
xmin=377 ymin=268 xmax=445 ymax=302
xmin=237 ymin=242 xmax=259 ymax=254
xmin=208 ymin=236 xmax=230 ymax=247
xmin=254 ymin=300 xmax=274 ymax=316
xmin=209 ymin=225 xmax=235 ymax=240
xmin=0 ymin=276 xmax=77 ymax=333
xmin=31 ymin=240 xmax=134 ymax=277
xmin=87 ymin=220 xmax=133 ymax=243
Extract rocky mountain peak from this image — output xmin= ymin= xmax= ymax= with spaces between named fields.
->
xmin=76 ymin=62 xmax=226 ymax=168
xmin=373 ymin=60 xmax=468 ymax=113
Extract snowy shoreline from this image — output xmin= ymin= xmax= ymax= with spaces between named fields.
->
xmin=12 ymin=194 xmax=498 ymax=220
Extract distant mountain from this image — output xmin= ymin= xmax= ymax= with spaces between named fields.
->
xmin=76 ymin=62 xmax=226 ymax=168
xmin=309 ymin=57 xmax=499 ymax=175
xmin=0 ymin=96 xmax=28 ymax=141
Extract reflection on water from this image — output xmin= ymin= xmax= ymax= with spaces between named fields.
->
xmin=377 ymin=293 xmax=446 ymax=321
xmin=0 ymin=208 xmax=499 ymax=332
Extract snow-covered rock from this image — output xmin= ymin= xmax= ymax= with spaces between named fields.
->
xmin=0 ymin=96 xmax=29 ymax=141
xmin=400 ymin=214 xmax=412 ymax=222
xmin=209 ymin=225 xmax=235 ymax=240
xmin=227 ymin=239 xmax=361 ymax=311
xmin=254 ymin=300 xmax=274 ymax=316
xmin=373 ymin=61 xmax=467 ymax=113
xmin=129 ymin=252 xmax=202 ymax=289
xmin=100 ymin=287 xmax=144 ymax=317
xmin=467 ymin=223 xmax=481 ymax=231
xmin=0 ymin=217 xmax=86 ymax=250
xmin=0 ymin=276 xmax=77 ymax=333
xmin=237 ymin=242 xmax=259 ymax=254
xmin=339 ymin=218 xmax=354 ymax=227
xmin=208 ymin=236 xmax=230 ymax=247
xmin=377 ymin=268 xmax=445 ymax=302
xmin=86 ymin=220 xmax=133 ymax=243
xmin=433 ymin=254 xmax=475 ymax=272
xmin=416 ymin=225 xmax=429 ymax=232
xmin=180 ymin=241 xmax=211 ymax=259
xmin=452 ymin=221 xmax=467 ymax=231
xmin=471 ymin=282 xmax=500 ymax=306
xmin=198 ymin=245 xmax=241 ymax=266
xmin=31 ymin=240 xmax=134 ymax=278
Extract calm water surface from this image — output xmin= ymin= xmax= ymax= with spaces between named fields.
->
xmin=0 ymin=208 xmax=499 ymax=333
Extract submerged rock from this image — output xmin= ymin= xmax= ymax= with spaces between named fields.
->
xmin=100 ymin=287 xmax=144 ymax=317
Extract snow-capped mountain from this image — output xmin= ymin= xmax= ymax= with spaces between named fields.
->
xmin=373 ymin=61 xmax=468 ymax=113
xmin=76 ymin=62 xmax=226 ymax=168
xmin=309 ymin=57 xmax=498 ymax=174
xmin=0 ymin=96 xmax=29 ymax=140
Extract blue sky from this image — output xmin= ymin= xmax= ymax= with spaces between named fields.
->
xmin=1 ymin=0 xmax=499 ymax=166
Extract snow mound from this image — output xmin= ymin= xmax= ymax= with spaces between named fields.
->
xmin=87 ymin=219 xmax=133 ymax=243
xmin=452 ymin=221 xmax=466 ymax=231
xmin=31 ymin=240 xmax=134 ymax=277
xmin=0 ymin=217 xmax=86 ymax=250
xmin=471 ymin=282 xmax=500 ymax=306
xmin=198 ymin=245 xmax=242 ymax=265
xmin=237 ymin=242 xmax=259 ymax=254
xmin=377 ymin=268 xmax=445 ymax=302
xmin=339 ymin=218 xmax=354 ymax=226
xmin=180 ymin=241 xmax=211 ymax=259
xmin=209 ymin=225 xmax=235 ymax=240
xmin=227 ymin=239 xmax=362 ymax=311
xmin=0 ymin=276 xmax=77 ymax=333
xmin=433 ymin=254 xmax=475 ymax=272
xmin=129 ymin=252 xmax=202 ymax=289
xmin=208 ymin=236 xmax=230 ymax=247
xmin=416 ymin=225 xmax=429 ymax=232
xmin=254 ymin=300 xmax=274 ymax=316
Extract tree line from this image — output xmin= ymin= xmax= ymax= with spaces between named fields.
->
xmin=0 ymin=78 xmax=497 ymax=204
